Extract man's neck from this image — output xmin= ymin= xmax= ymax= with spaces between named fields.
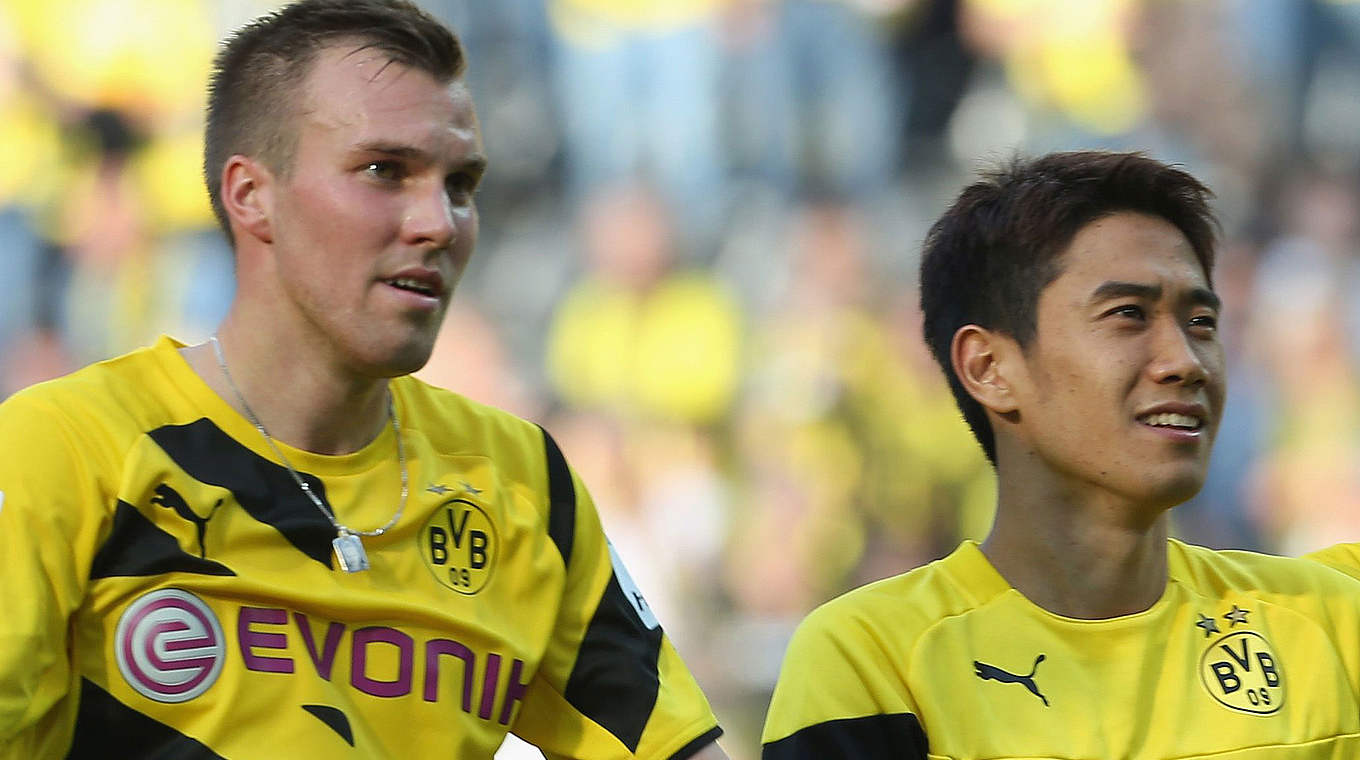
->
xmin=182 ymin=316 xmax=392 ymax=456
xmin=980 ymin=473 xmax=1171 ymax=620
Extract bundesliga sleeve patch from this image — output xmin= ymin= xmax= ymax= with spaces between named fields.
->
xmin=608 ymin=541 xmax=659 ymax=631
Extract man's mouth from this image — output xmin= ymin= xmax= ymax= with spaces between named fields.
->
xmin=1136 ymin=412 xmax=1203 ymax=431
xmin=384 ymin=277 xmax=440 ymax=298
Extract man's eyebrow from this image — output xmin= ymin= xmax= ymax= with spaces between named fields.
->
xmin=352 ymin=142 xmax=488 ymax=174
xmin=1089 ymin=281 xmax=1161 ymax=304
xmin=1189 ymin=287 xmax=1222 ymax=311
xmin=1089 ymin=280 xmax=1222 ymax=310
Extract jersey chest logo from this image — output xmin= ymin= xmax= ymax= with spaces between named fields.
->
xmin=1197 ymin=605 xmax=1284 ymax=715
xmin=421 ymin=496 xmax=498 ymax=595
xmin=974 ymin=654 xmax=1049 ymax=706
xmin=150 ymin=483 xmax=224 ymax=559
xmin=114 ymin=588 xmax=226 ymax=702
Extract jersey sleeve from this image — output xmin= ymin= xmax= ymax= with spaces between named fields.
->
xmin=0 ymin=392 xmax=106 ymax=750
xmin=761 ymin=603 xmax=929 ymax=759
xmin=509 ymin=429 xmax=721 ymax=760
xmin=1303 ymin=543 xmax=1360 ymax=581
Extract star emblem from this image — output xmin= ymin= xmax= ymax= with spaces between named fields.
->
xmin=461 ymin=481 xmax=482 ymax=495
xmin=1196 ymin=613 xmax=1220 ymax=638
xmin=426 ymin=484 xmax=453 ymax=495
xmin=1224 ymin=605 xmax=1250 ymax=628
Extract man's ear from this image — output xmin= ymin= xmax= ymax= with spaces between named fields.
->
xmin=221 ymin=154 xmax=274 ymax=244
xmin=951 ymin=324 xmax=1022 ymax=415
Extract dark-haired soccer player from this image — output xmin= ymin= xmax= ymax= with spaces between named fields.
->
xmin=0 ymin=2 xmax=725 ymax=758
xmin=761 ymin=152 xmax=1360 ymax=758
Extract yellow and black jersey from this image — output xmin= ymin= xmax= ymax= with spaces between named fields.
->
xmin=762 ymin=540 xmax=1360 ymax=759
xmin=0 ymin=336 xmax=720 ymax=759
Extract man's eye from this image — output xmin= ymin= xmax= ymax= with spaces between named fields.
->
xmin=364 ymin=161 xmax=404 ymax=181
xmin=1189 ymin=314 xmax=1218 ymax=331
xmin=1109 ymin=304 xmax=1145 ymax=320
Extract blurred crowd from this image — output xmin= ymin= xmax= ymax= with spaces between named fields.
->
xmin=4 ymin=0 xmax=1360 ymax=755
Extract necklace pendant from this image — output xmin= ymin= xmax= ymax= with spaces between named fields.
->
xmin=333 ymin=531 xmax=370 ymax=573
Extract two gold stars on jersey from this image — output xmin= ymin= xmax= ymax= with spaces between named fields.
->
xmin=1195 ymin=604 xmax=1250 ymax=637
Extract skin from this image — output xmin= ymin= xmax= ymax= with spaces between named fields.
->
xmin=183 ymin=41 xmax=732 ymax=760
xmin=184 ymin=43 xmax=486 ymax=454
xmin=954 ymin=212 xmax=1225 ymax=619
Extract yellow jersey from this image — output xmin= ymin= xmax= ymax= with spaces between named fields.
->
xmin=0 ymin=336 xmax=720 ymax=759
xmin=763 ymin=540 xmax=1360 ymax=759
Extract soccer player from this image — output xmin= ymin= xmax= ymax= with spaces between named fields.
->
xmin=761 ymin=152 xmax=1360 ymax=758
xmin=0 ymin=2 xmax=727 ymax=758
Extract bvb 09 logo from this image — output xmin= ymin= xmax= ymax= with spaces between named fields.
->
xmin=1199 ymin=631 xmax=1284 ymax=714
xmin=422 ymin=499 xmax=497 ymax=594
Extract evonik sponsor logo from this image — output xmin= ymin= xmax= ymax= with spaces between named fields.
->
xmin=113 ymin=594 xmax=531 ymax=724
xmin=238 ymin=605 xmax=530 ymax=724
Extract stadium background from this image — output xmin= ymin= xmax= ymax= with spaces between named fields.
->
xmin=2 ymin=0 xmax=1359 ymax=755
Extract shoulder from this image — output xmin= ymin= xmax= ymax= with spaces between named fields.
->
xmin=1301 ymin=543 xmax=1360 ymax=582
xmin=787 ymin=546 xmax=988 ymax=666
xmin=1 ymin=341 xmax=170 ymax=436
xmin=1170 ymin=539 xmax=1360 ymax=600
xmin=762 ymin=554 xmax=971 ymax=753
xmin=392 ymin=377 xmax=572 ymax=515
xmin=393 ymin=376 xmax=549 ymax=458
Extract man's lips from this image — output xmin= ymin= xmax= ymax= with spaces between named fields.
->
xmin=1135 ymin=402 xmax=1209 ymax=433
xmin=381 ymin=268 xmax=446 ymax=299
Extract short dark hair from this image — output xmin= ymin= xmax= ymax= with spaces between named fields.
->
xmin=919 ymin=151 xmax=1218 ymax=464
xmin=204 ymin=0 xmax=466 ymax=244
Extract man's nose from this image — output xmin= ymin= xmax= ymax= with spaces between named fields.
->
xmin=402 ymin=183 xmax=458 ymax=250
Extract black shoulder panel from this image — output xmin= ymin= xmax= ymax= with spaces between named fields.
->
xmin=562 ymin=572 xmax=664 ymax=752
xmin=538 ymin=426 xmax=576 ymax=567
xmin=762 ymin=713 xmax=929 ymax=759
xmin=148 ymin=419 xmax=337 ymax=568
xmin=90 ymin=500 xmax=235 ymax=579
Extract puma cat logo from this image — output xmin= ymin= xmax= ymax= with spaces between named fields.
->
xmin=974 ymin=654 xmax=1049 ymax=706
xmin=151 ymin=484 xmax=224 ymax=559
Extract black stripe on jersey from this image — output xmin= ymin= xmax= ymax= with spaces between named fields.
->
xmin=563 ymin=572 xmax=664 ymax=752
xmin=302 ymin=704 xmax=355 ymax=746
xmin=761 ymin=713 xmax=928 ymax=759
xmin=539 ymin=427 xmax=575 ymax=566
xmin=66 ymin=678 xmax=226 ymax=759
xmin=149 ymin=419 xmax=338 ymax=568
xmin=670 ymin=726 xmax=724 ymax=760
xmin=90 ymin=500 xmax=235 ymax=579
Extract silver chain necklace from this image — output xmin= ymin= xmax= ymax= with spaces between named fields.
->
xmin=208 ymin=335 xmax=407 ymax=573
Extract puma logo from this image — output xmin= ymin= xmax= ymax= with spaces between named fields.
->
xmin=151 ymin=484 xmax=224 ymax=559
xmin=974 ymin=654 xmax=1049 ymax=706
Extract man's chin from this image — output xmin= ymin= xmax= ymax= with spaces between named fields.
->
xmin=1151 ymin=469 xmax=1209 ymax=511
xmin=356 ymin=339 xmax=439 ymax=380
